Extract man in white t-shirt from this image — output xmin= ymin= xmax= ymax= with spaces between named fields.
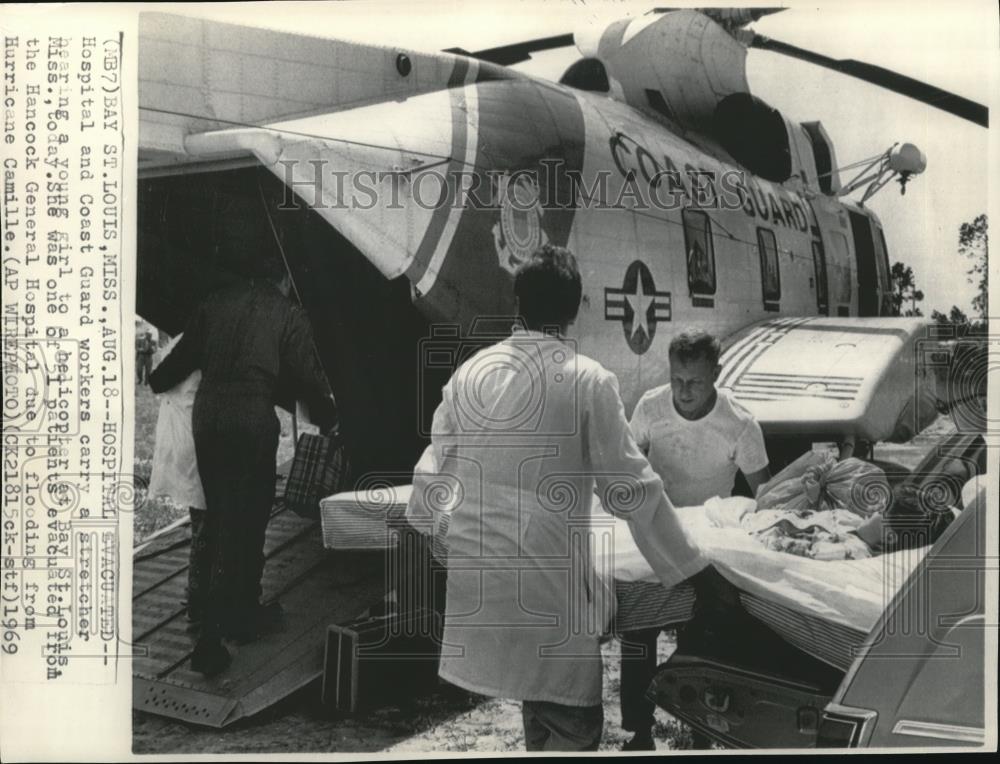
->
xmin=619 ymin=330 xmax=771 ymax=750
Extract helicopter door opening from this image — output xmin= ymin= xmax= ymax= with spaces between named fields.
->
xmin=137 ymin=166 xmax=434 ymax=481
xmin=848 ymin=210 xmax=892 ymax=316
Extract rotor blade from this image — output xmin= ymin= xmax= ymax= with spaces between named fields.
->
xmin=652 ymin=7 xmax=786 ymax=26
xmin=751 ymin=34 xmax=988 ymax=127
xmin=444 ymin=33 xmax=575 ymax=66
xmin=442 ymin=8 xmax=785 ymax=65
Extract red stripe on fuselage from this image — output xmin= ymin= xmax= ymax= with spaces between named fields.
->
xmin=404 ymin=62 xmax=472 ymax=288
xmin=411 ymin=79 xmax=587 ymax=326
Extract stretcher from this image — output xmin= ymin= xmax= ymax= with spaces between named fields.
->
xmin=319 ymin=485 xmax=413 ymax=550
xmin=596 ymin=497 xmax=928 ymax=670
xmin=319 ymin=489 xmax=926 ymax=671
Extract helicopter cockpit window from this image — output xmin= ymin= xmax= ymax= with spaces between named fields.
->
xmin=713 ymin=93 xmax=792 ymax=184
xmin=682 ymin=208 xmax=716 ymax=305
xmin=756 ymin=227 xmax=781 ymax=310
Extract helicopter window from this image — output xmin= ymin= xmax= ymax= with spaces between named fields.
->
xmin=756 ymin=228 xmax=781 ymax=310
xmin=812 ymin=240 xmax=829 ymax=315
xmin=802 ymin=122 xmax=836 ymax=194
xmin=829 ymin=230 xmax=853 ymax=308
xmin=833 ymin=265 xmax=852 ymax=311
xmin=682 ymin=208 xmax=716 ymax=304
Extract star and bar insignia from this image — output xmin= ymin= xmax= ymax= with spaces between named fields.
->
xmin=604 ymin=260 xmax=671 ymax=355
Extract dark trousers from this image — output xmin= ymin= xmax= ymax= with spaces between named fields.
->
xmin=187 ymin=507 xmax=212 ymax=624
xmin=619 ymin=628 xmax=661 ymax=734
xmin=618 ymin=568 xmax=741 ymax=736
xmin=190 ymin=394 xmax=279 ymax=641
xmin=136 ymin=354 xmax=153 ymax=384
xmin=522 ymin=700 xmax=603 ymax=751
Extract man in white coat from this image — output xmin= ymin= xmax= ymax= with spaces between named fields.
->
xmin=407 ymin=245 xmax=707 ymax=751
xmin=147 ymin=335 xmax=209 ymax=626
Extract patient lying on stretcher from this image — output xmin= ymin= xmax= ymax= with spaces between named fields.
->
xmin=712 ymin=451 xmax=973 ymax=561
xmin=713 ymin=488 xmax=955 ymax=561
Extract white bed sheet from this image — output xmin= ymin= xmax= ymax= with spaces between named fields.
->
xmin=321 ymin=485 xmax=928 ymax=639
xmin=595 ymin=496 xmax=928 ymax=635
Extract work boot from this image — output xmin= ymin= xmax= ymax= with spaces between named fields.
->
xmin=622 ymin=731 xmax=655 ymax=751
xmin=190 ymin=638 xmax=231 ymax=676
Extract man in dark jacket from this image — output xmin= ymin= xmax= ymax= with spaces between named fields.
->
xmin=136 ymin=331 xmax=155 ymax=384
xmin=150 ymin=259 xmax=337 ymax=674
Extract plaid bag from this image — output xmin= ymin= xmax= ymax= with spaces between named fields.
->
xmin=283 ymin=432 xmax=352 ymax=519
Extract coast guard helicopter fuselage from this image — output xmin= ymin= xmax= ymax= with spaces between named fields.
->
xmin=137 ymin=7 xmax=980 ymax=480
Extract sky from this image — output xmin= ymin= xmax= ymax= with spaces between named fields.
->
xmin=142 ymin=0 xmax=999 ymax=316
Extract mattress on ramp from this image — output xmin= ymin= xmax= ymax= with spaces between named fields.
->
xmin=320 ymin=485 xmax=412 ymax=550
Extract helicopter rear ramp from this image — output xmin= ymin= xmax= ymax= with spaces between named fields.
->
xmin=132 ymin=507 xmax=389 ymax=727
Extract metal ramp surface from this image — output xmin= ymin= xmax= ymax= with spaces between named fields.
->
xmin=132 ymin=505 xmax=388 ymax=727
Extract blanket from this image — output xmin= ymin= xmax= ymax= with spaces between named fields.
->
xmin=595 ymin=496 xmax=927 ymax=636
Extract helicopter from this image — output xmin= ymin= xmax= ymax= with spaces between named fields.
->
xmin=137 ymin=6 xmax=986 ymax=479
xmin=134 ymin=5 xmax=991 ymax=745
